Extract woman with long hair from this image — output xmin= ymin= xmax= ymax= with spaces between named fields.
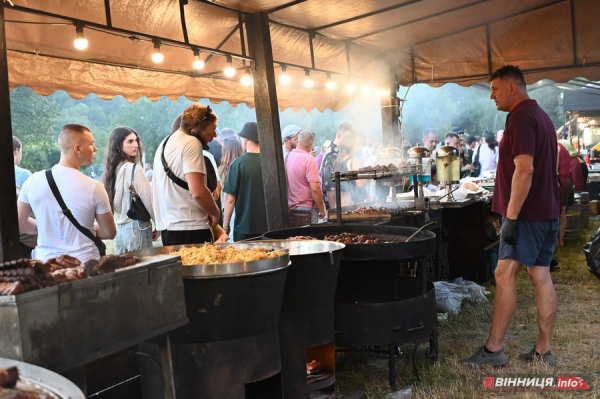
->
xmin=102 ymin=126 xmax=157 ymax=254
xmin=474 ymin=130 xmax=499 ymax=177
xmin=218 ymin=137 xmax=243 ymax=239
xmin=333 ymin=135 xmax=366 ymax=206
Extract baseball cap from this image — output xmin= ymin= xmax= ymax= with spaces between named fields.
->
xmin=281 ymin=125 xmax=302 ymax=140
xmin=449 ymin=127 xmax=464 ymax=134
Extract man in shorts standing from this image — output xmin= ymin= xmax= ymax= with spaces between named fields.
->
xmin=460 ymin=66 xmax=560 ymax=367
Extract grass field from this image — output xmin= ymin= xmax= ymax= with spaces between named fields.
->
xmin=336 ymin=218 xmax=600 ymax=398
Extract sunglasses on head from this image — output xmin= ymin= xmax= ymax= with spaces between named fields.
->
xmin=201 ymin=105 xmax=212 ymax=122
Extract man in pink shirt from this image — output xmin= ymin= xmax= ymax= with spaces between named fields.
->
xmin=286 ymin=130 xmax=326 ymax=223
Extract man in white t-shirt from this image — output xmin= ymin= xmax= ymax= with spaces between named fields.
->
xmin=153 ymin=103 xmax=220 ymax=245
xmin=17 ymin=124 xmax=116 ymax=262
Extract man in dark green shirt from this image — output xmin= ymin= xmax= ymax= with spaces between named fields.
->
xmin=222 ymin=122 xmax=268 ymax=241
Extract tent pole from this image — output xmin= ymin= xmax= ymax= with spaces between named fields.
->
xmin=0 ymin=4 xmax=21 ymax=262
xmin=381 ymin=61 xmax=401 ymax=148
xmin=246 ymin=12 xmax=290 ymax=230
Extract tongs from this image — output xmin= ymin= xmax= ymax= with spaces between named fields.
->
xmin=405 ymin=222 xmax=435 ymax=242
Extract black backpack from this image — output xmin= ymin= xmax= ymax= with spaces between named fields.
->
xmin=583 ymin=227 xmax=600 ymax=279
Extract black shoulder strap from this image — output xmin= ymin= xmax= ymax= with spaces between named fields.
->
xmin=161 ymin=134 xmax=218 ymax=192
xmin=474 ymin=144 xmax=482 ymax=163
xmin=161 ymin=134 xmax=190 ymax=190
xmin=45 ymin=169 xmax=106 ymax=256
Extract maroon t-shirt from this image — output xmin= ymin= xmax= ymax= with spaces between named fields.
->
xmin=492 ymin=100 xmax=560 ymax=221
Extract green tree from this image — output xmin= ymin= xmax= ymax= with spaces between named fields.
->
xmin=10 ymin=86 xmax=60 ymax=172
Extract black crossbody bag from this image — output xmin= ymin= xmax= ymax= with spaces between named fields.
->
xmin=127 ymin=163 xmax=152 ymax=221
xmin=45 ymin=169 xmax=106 ymax=256
xmin=472 ymin=144 xmax=482 ymax=177
xmin=160 ymin=134 xmax=218 ymax=192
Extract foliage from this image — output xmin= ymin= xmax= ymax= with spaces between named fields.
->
xmin=10 ymin=86 xmax=60 ymax=172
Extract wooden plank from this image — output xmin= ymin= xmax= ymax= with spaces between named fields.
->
xmin=245 ymin=12 xmax=290 ymax=230
xmin=0 ymin=5 xmax=20 ymax=262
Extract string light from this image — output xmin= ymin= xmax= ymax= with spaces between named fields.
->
xmin=193 ymin=48 xmax=205 ymax=70
xmin=280 ymin=64 xmax=290 ymax=84
xmin=361 ymin=86 xmax=371 ymax=95
xmin=325 ymin=73 xmax=336 ymax=90
xmin=151 ymin=39 xmax=164 ymax=63
xmin=241 ymin=70 xmax=252 ymax=86
xmin=590 ymin=120 xmax=597 ymax=125
xmin=73 ymin=25 xmax=88 ymax=50
xmin=378 ymin=88 xmax=389 ymax=97
xmin=345 ymin=81 xmax=356 ymax=94
xmin=224 ymin=55 xmax=236 ymax=77
xmin=303 ymin=69 xmax=313 ymax=88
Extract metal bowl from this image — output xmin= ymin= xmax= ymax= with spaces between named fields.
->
xmin=128 ymin=242 xmax=290 ymax=279
xmin=435 ymin=145 xmax=459 ymax=157
xmin=408 ymin=146 xmax=431 ymax=158
xmin=0 ymin=358 xmax=85 ymax=398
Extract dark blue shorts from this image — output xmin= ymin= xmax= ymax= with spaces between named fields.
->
xmin=499 ymin=218 xmax=558 ymax=267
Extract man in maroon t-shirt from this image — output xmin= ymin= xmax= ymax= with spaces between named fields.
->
xmin=461 ymin=66 xmax=560 ymax=368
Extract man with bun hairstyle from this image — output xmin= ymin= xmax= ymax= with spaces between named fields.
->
xmin=17 ymin=124 xmax=116 ymax=262
xmin=153 ymin=103 xmax=220 ymax=245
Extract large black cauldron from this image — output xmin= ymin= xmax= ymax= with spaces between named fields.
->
xmin=259 ymin=240 xmax=344 ymax=399
xmin=133 ymin=243 xmax=290 ymax=399
xmin=264 ymin=225 xmax=438 ymax=389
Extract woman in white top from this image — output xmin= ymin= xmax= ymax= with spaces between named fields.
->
xmin=102 ymin=126 xmax=158 ymax=254
xmin=475 ymin=130 xmax=499 ymax=178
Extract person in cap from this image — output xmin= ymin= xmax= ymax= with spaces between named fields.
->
xmin=319 ymin=122 xmax=356 ymax=208
xmin=281 ymin=125 xmax=301 ymax=159
xmin=286 ymin=130 xmax=326 ymax=224
xmin=223 ymin=122 xmax=269 ymax=241
xmin=152 ymin=104 xmax=221 ymax=245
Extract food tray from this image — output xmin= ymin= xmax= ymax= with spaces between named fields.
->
xmin=0 ymin=357 xmax=85 ymax=398
xmin=0 ymin=257 xmax=188 ymax=373
xmin=128 ymin=242 xmax=290 ymax=279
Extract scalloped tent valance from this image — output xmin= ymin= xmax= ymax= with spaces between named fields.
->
xmin=5 ymin=0 xmax=600 ymax=110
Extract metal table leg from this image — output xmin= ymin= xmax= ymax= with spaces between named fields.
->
xmin=159 ymin=334 xmax=176 ymax=399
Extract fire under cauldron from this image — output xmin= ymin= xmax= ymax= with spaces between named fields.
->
xmin=258 ymin=240 xmax=345 ymax=399
xmin=132 ymin=243 xmax=290 ymax=399
xmin=264 ymin=225 xmax=437 ymax=390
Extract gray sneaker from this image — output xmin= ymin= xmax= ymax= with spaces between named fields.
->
xmin=460 ymin=346 xmax=509 ymax=368
xmin=518 ymin=346 xmax=558 ymax=367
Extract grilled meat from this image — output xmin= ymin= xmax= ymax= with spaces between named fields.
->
xmin=0 ymin=367 xmax=18 ymax=388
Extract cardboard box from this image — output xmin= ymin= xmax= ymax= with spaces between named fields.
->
xmin=590 ymin=200 xmax=599 ymax=216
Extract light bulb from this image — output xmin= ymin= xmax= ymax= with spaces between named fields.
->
xmin=578 ymin=117 xmax=584 ymax=122
xmin=345 ymin=83 xmax=356 ymax=94
xmin=361 ymin=86 xmax=371 ymax=95
xmin=152 ymin=40 xmax=163 ymax=63
xmin=303 ymin=69 xmax=313 ymax=88
xmin=224 ymin=55 xmax=235 ymax=77
xmin=192 ymin=49 xmax=204 ymax=69
xmin=74 ymin=25 xmax=88 ymax=50
xmin=279 ymin=65 xmax=290 ymax=84
xmin=193 ymin=59 xmax=205 ymax=69
xmin=590 ymin=119 xmax=597 ymax=125
xmin=325 ymin=73 xmax=336 ymax=90
xmin=241 ymin=72 xmax=252 ymax=86
xmin=378 ymin=88 xmax=389 ymax=97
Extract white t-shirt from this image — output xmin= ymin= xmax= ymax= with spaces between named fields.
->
xmin=475 ymin=144 xmax=499 ymax=177
xmin=18 ymin=165 xmax=112 ymax=262
xmin=153 ymin=130 xmax=209 ymax=231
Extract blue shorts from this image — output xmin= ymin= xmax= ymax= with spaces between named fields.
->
xmin=499 ymin=218 xmax=558 ymax=267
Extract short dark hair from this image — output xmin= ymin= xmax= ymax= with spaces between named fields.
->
xmin=466 ymin=135 xmax=477 ymax=145
xmin=337 ymin=122 xmax=356 ymax=135
xmin=489 ymin=65 xmax=526 ymax=87
xmin=422 ymin=129 xmax=437 ymax=138
xmin=12 ymin=136 xmax=22 ymax=151
xmin=445 ymin=132 xmax=459 ymax=141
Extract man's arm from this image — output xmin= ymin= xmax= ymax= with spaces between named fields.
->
xmin=17 ymin=200 xmax=38 ymax=235
xmin=327 ymin=190 xmax=335 ymax=209
xmin=95 ymin=211 xmax=117 ymax=239
xmin=309 ymin=182 xmax=326 ymax=219
xmin=223 ymin=193 xmax=236 ymax=234
xmin=186 ymin=172 xmax=220 ymax=226
xmin=506 ymin=154 xmax=534 ymax=219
